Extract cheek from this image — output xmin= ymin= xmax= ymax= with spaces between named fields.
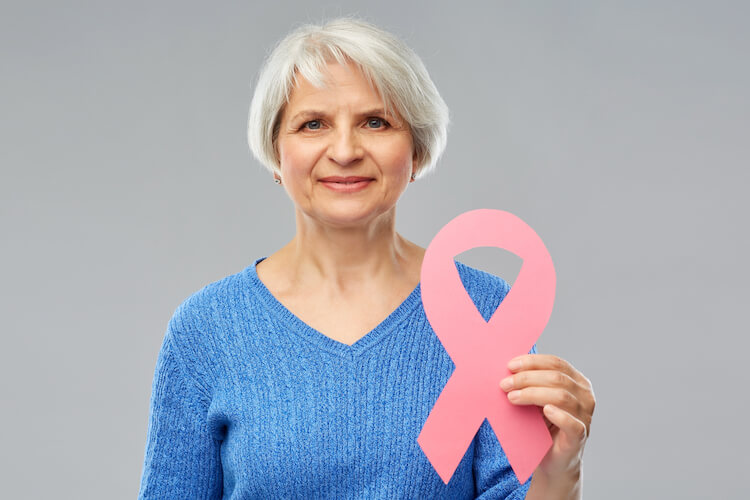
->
xmin=279 ymin=141 xmax=316 ymax=175
xmin=382 ymin=137 xmax=415 ymax=173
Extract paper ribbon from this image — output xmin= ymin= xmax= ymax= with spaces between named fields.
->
xmin=417 ymin=209 xmax=555 ymax=485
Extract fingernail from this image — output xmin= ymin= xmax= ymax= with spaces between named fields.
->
xmin=508 ymin=359 xmax=522 ymax=371
xmin=499 ymin=377 xmax=513 ymax=391
xmin=508 ymin=391 xmax=520 ymax=402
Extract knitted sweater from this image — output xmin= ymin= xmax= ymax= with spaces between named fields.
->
xmin=138 ymin=258 xmax=534 ymax=499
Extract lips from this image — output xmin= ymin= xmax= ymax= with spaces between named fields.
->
xmin=319 ymin=176 xmax=373 ymax=183
xmin=319 ymin=176 xmax=374 ymax=193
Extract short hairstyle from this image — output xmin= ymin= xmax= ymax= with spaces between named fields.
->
xmin=247 ymin=17 xmax=450 ymax=179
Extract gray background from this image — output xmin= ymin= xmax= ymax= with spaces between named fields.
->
xmin=2 ymin=1 xmax=748 ymax=498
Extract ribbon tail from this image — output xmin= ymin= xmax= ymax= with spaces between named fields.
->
xmin=417 ymin=373 xmax=486 ymax=484
xmin=486 ymin=405 xmax=552 ymax=484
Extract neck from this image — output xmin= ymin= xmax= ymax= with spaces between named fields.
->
xmin=276 ymin=207 xmax=420 ymax=292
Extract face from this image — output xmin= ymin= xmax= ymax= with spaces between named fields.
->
xmin=275 ymin=61 xmax=416 ymax=229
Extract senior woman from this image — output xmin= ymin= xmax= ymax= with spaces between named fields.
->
xmin=138 ymin=18 xmax=595 ymax=499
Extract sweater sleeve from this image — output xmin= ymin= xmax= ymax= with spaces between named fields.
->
xmin=472 ymin=418 xmax=532 ymax=499
xmin=138 ymin=324 xmax=223 ymax=499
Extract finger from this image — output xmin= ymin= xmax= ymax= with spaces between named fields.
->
xmin=508 ymin=354 xmax=590 ymax=387
xmin=506 ymin=386 xmax=582 ymax=418
xmin=499 ymin=370 xmax=579 ymax=394
xmin=507 ymin=386 xmax=593 ymax=436
xmin=508 ymin=354 xmax=572 ymax=374
xmin=543 ymin=404 xmax=588 ymax=444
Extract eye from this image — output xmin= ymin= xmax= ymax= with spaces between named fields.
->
xmin=302 ymin=120 xmax=322 ymax=130
xmin=366 ymin=117 xmax=389 ymax=129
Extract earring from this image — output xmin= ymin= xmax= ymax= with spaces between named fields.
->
xmin=410 ymin=173 xmax=416 ymax=181
xmin=274 ymin=177 xmax=281 ymax=185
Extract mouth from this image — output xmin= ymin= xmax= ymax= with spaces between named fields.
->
xmin=319 ymin=176 xmax=374 ymax=183
xmin=319 ymin=176 xmax=374 ymax=192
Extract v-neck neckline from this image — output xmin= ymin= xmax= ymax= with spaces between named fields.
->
xmin=243 ymin=257 xmax=423 ymax=359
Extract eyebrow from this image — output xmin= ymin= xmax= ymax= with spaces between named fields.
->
xmin=288 ymin=108 xmax=392 ymax=123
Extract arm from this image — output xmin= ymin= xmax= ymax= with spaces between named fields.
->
xmin=138 ymin=327 xmax=223 ymax=499
xmin=525 ymin=463 xmax=582 ymax=500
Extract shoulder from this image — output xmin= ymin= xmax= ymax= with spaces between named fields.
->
xmin=159 ymin=265 xmax=254 ymax=388
xmin=453 ymin=260 xmax=511 ymax=322
xmin=164 ymin=265 xmax=255 ymax=369
xmin=168 ymin=265 xmax=250 ymax=334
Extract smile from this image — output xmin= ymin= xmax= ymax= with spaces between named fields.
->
xmin=319 ymin=177 xmax=374 ymax=193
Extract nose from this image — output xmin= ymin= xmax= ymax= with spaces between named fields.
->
xmin=327 ymin=127 xmax=363 ymax=167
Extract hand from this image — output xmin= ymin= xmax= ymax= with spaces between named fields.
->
xmin=499 ymin=354 xmax=595 ymax=483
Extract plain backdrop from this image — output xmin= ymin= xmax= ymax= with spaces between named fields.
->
xmin=2 ymin=1 xmax=748 ymax=498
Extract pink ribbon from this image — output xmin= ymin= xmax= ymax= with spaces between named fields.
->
xmin=417 ymin=209 xmax=555 ymax=484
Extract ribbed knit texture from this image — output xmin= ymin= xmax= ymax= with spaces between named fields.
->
xmin=138 ymin=258 xmax=535 ymax=499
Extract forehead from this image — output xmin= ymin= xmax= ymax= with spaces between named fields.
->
xmin=284 ymin=61 xmax=387 ymax=112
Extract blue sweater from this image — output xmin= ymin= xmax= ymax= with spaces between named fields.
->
xmin=138 ymin=258 xmax=533 ymax=499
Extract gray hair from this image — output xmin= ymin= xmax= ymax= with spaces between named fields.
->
xmin=247 ymin=17 xmax=450 ymax=179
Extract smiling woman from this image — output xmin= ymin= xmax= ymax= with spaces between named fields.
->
xmin=138 ymin=17 xmax=594 ymax=500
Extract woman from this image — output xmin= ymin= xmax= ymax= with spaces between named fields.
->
xmin=139 ymin=17 xmax=595 ymax=499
